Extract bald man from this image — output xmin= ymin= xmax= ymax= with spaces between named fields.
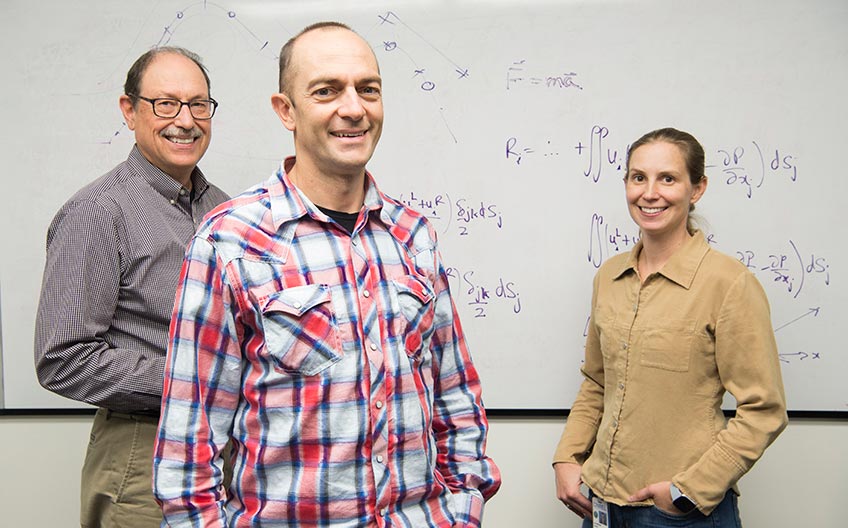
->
xmin=153 ymin=22 xmax=500 ymax=527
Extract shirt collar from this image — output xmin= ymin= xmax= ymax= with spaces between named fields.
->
xmin=269 ymin=156 xmax=388 ymax=232
xmin=613 ymin=231 xmax=710 ymax=289
xmin=128 ymin=145 xmax=210 ymax=202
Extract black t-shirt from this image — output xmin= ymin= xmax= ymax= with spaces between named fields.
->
xmin=316 ymin=205 xmax=359 ymax=234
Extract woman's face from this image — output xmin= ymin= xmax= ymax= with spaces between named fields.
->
xmin=624 ymin=141 xmax=706 ymax=242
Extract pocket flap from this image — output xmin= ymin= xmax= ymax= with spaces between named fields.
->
xmin=391 ymin=275 xmax=434 ymax=305
xmin=260 ymin=284 xmax=330 ymax=317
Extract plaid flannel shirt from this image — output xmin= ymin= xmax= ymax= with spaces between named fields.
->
xmin=154 ymin=159 xmax=500 ymax=527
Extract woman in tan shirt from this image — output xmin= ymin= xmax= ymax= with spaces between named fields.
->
xmin=553 ymin=128 xmax=788 ymax=527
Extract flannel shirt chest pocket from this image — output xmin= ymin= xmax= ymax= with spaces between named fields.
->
xmin=389 ymin=275 xmax=436 ymax=361
xmin=259 ymin=284 xmax=343 ymax=376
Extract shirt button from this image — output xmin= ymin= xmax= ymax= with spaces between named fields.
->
xmin=169 ymin=199 xmax=176 ymax=205
xmin=363 ymin=290 xmax=370 ymax=298
xmin=179 ymin=189 xmax=187 ymax=196
xmin=380 ymin=508 xmax=388 ymax=516
xmin=375 ymin=401 xmax=383 ymax=409
xmin=370 ymin=343 xmax=378 ymax=351
xmin=376 ymin=455 xmax=384 ymax=463
xmin=621 ymin=342 xmax=628 ymax=350
xmin=292 ymin=302 xmax=302 ymax=309
xmin=619 ymin=383 xmax=625 ymax=390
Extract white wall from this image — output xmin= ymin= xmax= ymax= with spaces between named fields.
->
xmin=0 ymin=416 xmax=843 ymax=527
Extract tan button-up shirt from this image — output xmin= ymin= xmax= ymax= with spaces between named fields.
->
xmin=554 ymin=231 xmax=787 ymax=515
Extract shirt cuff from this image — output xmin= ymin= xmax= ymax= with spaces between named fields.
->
xmin=451 ymin=489 xmax=485 ymax=527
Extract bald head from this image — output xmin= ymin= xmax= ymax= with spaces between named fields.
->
xmin=269 ymin=20 xmax=384 ymax=187
xmin=277 ymin=22 xmax=378 ymax=97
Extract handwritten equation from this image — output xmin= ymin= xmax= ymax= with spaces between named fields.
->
xmin=506 ymin=126 xmax=800 ymax=201
xmin=446 ymin=267 xmax=522 ymax=318
xmin=586 ymin=213 xmax=641 ymax=268
xmin=715 ymin=142 xmax=798 ymax=198
xmin=506 ymin=60 xmax=584 ymax=91
xmin=398 ymin=191 xmax=504 ymax=236
xmin=736 ymin=240 xmax=830 ymax=299
xmin=575 ymin=125 xmax=627 ymax=182
xmin=505 ymin=125 xmax=628 ymax=174
xmin=586 ymin=219 xmax=830 ymax=299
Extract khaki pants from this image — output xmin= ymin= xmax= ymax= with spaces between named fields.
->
xmin=81 ymin=407 xmax=234 ymax=527
xmin=80 ymin=408 xmax=162 ymax=528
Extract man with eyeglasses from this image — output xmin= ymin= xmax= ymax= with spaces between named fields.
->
xmin=34 ymin=47 xmax=229 ymax=528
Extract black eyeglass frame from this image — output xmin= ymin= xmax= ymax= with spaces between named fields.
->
xmin=128 ymin=94 xmax=218 ymax=120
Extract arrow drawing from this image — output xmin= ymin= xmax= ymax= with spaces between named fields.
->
xmin=774 ymin=307 xmax=820 ymax=333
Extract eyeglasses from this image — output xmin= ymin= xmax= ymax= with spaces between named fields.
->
xmin=129 ymin=94 xmax=218 ymax=120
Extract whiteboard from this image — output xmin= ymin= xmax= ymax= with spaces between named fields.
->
xmin=1 ymin=0 xmax=845 ymax=412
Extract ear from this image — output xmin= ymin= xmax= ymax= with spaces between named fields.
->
xmin=119 ymin=95 xmax=137 ymax=131
xmin=271 ymin=93 xmax=296 ymax=132
xmin=691 ymin=176 xmax=708 ymax=204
